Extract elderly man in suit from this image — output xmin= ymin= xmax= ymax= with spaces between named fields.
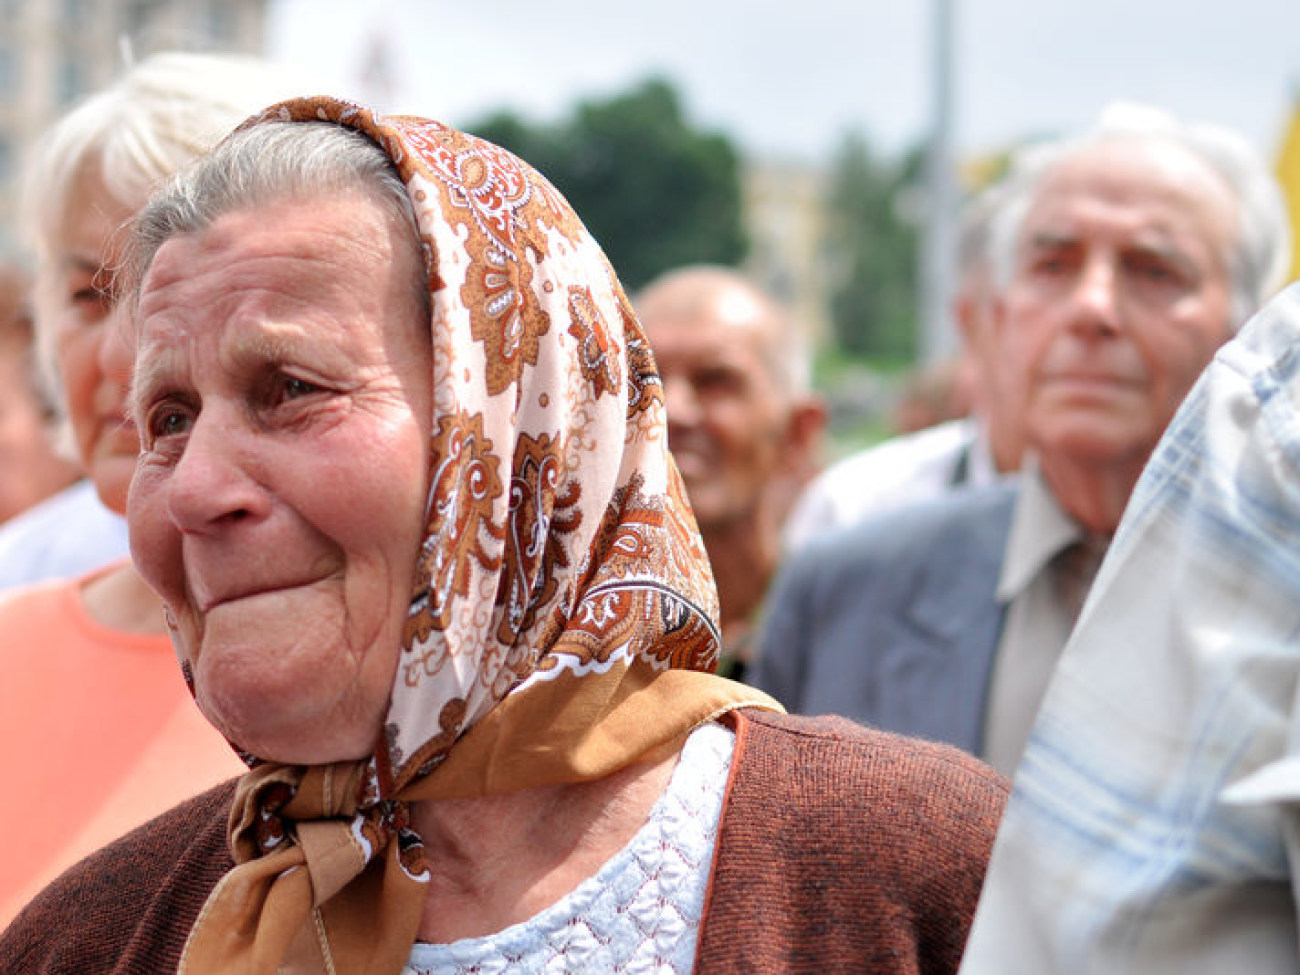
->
xmin=753 ymin=103 xmax=1292 ymax=774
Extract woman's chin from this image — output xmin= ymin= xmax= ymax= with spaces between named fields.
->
xmin=200 ymin=700 xmax=377 ymax=765
xmin=183 ymin=588 xmax=396 ymax=764
xmin=194 ymin=666 xmax=379 ymax=765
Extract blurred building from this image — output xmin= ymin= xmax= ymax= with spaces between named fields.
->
xmin=741 ymin=157 xmax=832 ymax=350
xmin=0 ymin=0 xmax=268 ymax=257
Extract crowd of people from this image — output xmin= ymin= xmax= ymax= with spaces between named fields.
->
xmin=0 ymin=44 xmax=1298 ymax=975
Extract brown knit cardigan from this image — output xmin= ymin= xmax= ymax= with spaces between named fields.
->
xmin=1 ymin=709 xmax=1008 ymax=974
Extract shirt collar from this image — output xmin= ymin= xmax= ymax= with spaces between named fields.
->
xmin=997 ymin=459 xmax=1085 ymax=602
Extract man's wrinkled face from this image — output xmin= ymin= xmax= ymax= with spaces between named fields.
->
xmin=995 ymin=137 xmax=1238 ymax=469
xmin=642 ymin=286 xmax=790 ymax=532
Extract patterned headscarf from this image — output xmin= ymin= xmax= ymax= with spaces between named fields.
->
xmin=174 ymin=97 xmax=779 ymax=973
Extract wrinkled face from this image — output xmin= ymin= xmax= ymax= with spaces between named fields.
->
xmin=36 ymin=164 xmax=139 ymax=512
xmin=996 ymin=138 xmax=1238 ymax=469
xmin=642 ymin=286 xmax=789 ymax=531
xmin=128 ymin=195 xmax=432 ymax=764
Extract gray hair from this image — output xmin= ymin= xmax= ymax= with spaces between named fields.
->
xmin=952 ymin=176 xmax=1021 ymax=305
xmin=23 ymin=51 xmax=314 ymax=446
xmin=755 ymin=285 xmax=813 ymax=399
xmin=955 ymin=181 xmax=1002 ymax=279
xmin=987 ymin=101 xmax=1292 ymax=331
xmin=125 ymin=121 xmax=424 ymax=313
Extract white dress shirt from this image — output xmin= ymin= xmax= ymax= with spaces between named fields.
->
xmin=982 ymin=465 xmax=1100 ymax=775
xmin=783 ymin=417 xmax=1000 ymax=551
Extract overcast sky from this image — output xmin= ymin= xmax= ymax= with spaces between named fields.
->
xmin=266 ymin=1 xmax=1300 ymax=164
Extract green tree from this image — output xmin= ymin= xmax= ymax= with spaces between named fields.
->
xmin=466 ymin=77 xmax=747 ymax=291
xmin=823 ymin=132 xmax=923 ymax=361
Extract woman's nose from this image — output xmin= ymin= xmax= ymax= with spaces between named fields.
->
xmin=165 ymin=413 xmax=271 ymax=533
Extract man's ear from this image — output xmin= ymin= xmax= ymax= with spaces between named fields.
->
xmin=954 ymin=291 xmax=980 ymax=343
xmin=955 ymin=288 xmax=1006 ymax=347
xmin=757 ymin=396 xmax=828 ymax=542
xmin=781 ymin=395 xmax=828 ymax=482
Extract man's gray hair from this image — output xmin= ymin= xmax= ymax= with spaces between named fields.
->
xmin=956 ymin=180 xmax=1004 ymax=279
xmin=987 ymin=101 xmax=1292 ymax=331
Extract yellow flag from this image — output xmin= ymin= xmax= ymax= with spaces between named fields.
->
xmin=1277 ymin=94 xmax=1300 ymax=287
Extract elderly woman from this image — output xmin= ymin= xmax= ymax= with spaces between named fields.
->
xmin=0 ymin=99 xmax=1007 ymax=973
xmin=0 ymin=53 xmax=304 ymax=925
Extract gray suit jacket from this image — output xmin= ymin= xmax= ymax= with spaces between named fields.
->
xmin=753 ymin=482 xmax=1017 ymax=756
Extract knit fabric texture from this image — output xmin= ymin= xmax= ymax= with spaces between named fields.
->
xmin=694 ymin=711 xmax=1009 ymax=974
xmin=403 ymin=722 xmax=732 ymax=973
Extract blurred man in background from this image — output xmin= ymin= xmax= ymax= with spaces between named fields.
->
xmin=754 ymin=103 xmax=1290 ymax=774
xmin=637 ymin=266 xmax=826 ymax=679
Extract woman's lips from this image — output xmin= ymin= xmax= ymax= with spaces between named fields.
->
xmin=191 ymin=557 xmax=341 ymax=613
xmin=198 ymin=580 xmax=316 ymax=613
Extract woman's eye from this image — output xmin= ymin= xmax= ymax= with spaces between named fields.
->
xmin=150 ymin=408 xmax=192 ymax=440
xmin=69 ymin=284 xmax=113 ymax=315
xmin=282 ymin=376 xmax=319 ymax=400
xmin=68 ymin=268 xmax=116 ymax=312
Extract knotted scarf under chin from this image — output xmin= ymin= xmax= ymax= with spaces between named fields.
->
xmin=178 ymin=761 xmax=429 ymax=975
xmin=176 ymin=671 xmax=779 ymax=975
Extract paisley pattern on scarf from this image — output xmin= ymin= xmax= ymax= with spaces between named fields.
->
xmin=621 ymin=295 xmax=666 ymax=431
xmin=397 ymin=116 xmax=585 ymax=398
xmin=176 ymin=97 xmax=778 ymax=975
xmin=406 ymin=410 xmax=504 ymax=648
xmin=567 ymin=284 xmax=623 ymax=400
xmin=535 ymin=472 xmax=720 ymax=673
xmin=496 ymin=431 xmax=579 ymax=647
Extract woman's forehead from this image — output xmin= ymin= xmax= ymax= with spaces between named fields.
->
xmin=49 ymin=167 xmax=136 ymax=266
xmin=134 ymin=198 xmax=425 ymax=367
xmin=142 ymin=197 xmax=404 ymax=297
